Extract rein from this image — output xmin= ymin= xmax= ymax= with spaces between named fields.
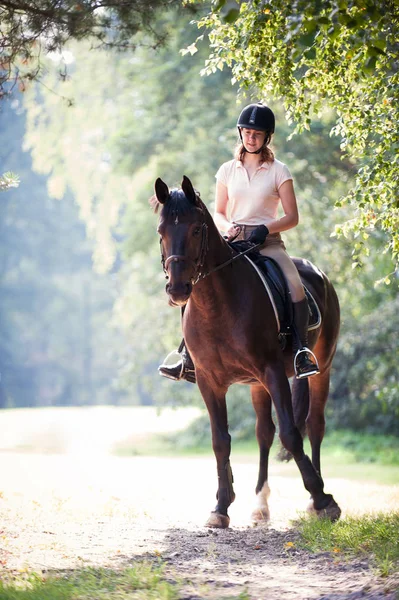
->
xmin=197 ymin=240 xmax=263 ymax=282
xmin=161 ymin=219 xmax=262 ymax=284
xmin=160 ymin=191 xmax=263 ymax=284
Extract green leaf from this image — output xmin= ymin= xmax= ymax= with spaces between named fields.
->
xmin=363 ymin=55 xmax=377 ymax=74
xmin=0 ymin=171 xmax=20 ymax=191
xmin=298 ymin=31 xmax=317 ymax=47
xmin=304 ymin=47 xmax=316 ymax=60
xmin=223 ymin=8 xmax=240 ymax=23
xmin=367 ymin=45 xmax=386 ymax=57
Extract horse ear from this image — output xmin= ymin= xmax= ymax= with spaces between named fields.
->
xmin=181 ymin=175 xmax=197 ymax=205
xmin=155 ymin=178 xmax=169 ymax=204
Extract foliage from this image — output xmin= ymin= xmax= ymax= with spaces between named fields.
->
xmin=21 ymin=8 xmax=241 ymax=407
xmin=0 ymin=562 xmax=179 ymax=599
xmin=0 ymin=170 xmax=19 ymax=191
xmin=19 ymin=5 xmax=398 ymax=431
xmin=321 ymin=430 xmax=399 ymax=466
xmin=330 ymin=295 xmax=399 ymax=435
xmin=0 ymin=0 xmax=188 ymax=99
xmin=195 ymin=0 xmax=399 ymax=278
xmin=296 ymin=512 xmax=399 ymax=576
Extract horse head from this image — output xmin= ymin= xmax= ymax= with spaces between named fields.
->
xmin=153 ymin=176 xmax=208 ymax=307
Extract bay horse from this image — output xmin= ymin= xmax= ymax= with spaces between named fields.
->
xmin=152 ymin=175 xmax=341 ymax=528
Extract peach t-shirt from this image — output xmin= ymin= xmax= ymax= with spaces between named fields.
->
xmin=215 ymin=158 xmax=293 ymax=226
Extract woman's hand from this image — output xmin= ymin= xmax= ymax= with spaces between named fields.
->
xmin=226 ymin=223 xmax=242 ymax=241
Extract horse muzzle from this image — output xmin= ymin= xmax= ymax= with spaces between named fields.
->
xmin=166 ymin=281 xmax=192 ymax=306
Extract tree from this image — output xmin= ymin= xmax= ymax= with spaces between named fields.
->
xmin=194 ymin=0 xmax=399 ymax=281
xmin=330 ymin=295 xmax=399 ymax=435
xmin=0 ymin=0 xmax=190 ymax=98
xmin=19 ymin=6 xmax=397 ymax=430
xmin=0 ymin=97 xmax=124 ymax=408
xmin=20 ymin=9 xmax=243 ymax=407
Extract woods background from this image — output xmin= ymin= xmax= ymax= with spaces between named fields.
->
xmin=1 ymin=1 xmax=398 ymax=437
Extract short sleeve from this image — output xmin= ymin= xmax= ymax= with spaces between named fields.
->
xmin=215 ymin=162 xmax=228 ymax=186
xmin=276 ymin=162 xmax=293 ymax=189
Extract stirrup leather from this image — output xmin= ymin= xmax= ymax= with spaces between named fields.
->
xmin=294 ymin=347 xmax=320 ymax=379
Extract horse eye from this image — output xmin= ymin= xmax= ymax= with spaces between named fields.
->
xmin=193 ymin=226 xmax=201 ymax=236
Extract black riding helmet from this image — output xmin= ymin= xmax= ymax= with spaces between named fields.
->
xmin=237 ymin=103 xmax=275 ymax=154
xmin=237 ymin=103 xmax=275 ymax=133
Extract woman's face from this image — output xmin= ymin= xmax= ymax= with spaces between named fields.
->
xmin=240 ymin=127 xmax=266 ymax=152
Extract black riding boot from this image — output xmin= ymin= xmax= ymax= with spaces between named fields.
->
xmin=292 ymin=298 xmax=320 ymax=379
xmin=158 ymin=341 xmax=196 ymax=384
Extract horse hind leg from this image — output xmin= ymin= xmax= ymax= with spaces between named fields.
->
xmin=277 ymin=377 xmax=309 ymax=462
xmin=250 ymin=385 xmax=275 ymax=524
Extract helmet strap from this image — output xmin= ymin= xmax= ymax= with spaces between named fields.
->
xmin=244 ymin=146 xmax=264 ymax=155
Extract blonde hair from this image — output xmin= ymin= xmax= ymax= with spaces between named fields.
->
xmin=234 ymin=132 xmax=274 ymax=164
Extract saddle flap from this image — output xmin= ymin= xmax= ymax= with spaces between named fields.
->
xmin=228 ymin=240 xmax=321 ymax=334
xmin=248 ymin=255 xmax=321 ymax=334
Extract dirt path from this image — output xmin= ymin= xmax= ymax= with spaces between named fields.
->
xmin=0 ymin=452 xmax=398 ymax=599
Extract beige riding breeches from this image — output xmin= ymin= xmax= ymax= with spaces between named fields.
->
xmin=237 ymin=225 xmax=305 ymax=302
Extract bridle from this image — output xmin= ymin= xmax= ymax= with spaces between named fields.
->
xmin=160 ymin=215 xmax=209 ymax=285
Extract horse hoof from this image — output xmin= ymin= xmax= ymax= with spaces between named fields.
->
xmin=205 ymin=512 xmax=230 ymax=528
xmin=251 ymin=507 xmax=270 ymax=524
xmin=307 ymin=497 xmax=341 ymax=522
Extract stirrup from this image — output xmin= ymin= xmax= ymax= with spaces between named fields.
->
xmin=158 ymin=350 xmax=184 ymax=380
xmin=294 ymin=347 xmax=320 ymax=379
xmin=158 ymin=350 xmax=196 ymax=383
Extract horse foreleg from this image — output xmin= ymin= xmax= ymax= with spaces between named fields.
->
xmin=264 ymin=361 xmax=340 ymax=519
xmin=197 ymin=375 xmax=235 ymax=529
xmin=250 ymin=384 xmax=275 ymax=523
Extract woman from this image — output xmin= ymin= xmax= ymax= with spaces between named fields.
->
xmin=159 ymin=102 xmax=319 ymax=382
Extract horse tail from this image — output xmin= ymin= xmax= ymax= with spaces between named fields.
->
xmin=276 ymin=378 xmax=309 ymax=462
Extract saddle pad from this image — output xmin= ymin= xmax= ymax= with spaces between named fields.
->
xmin=244 ymin=255 xmax=321 ymax=334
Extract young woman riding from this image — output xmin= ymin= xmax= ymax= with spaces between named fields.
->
xmin=159 ymin=102 xmax=319 ymax=382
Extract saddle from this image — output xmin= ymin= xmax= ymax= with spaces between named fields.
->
xmin=229 ymin=241 xmax=321 ymax=336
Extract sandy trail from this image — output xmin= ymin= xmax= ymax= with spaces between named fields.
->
xmin=0 ymin=450 xmax=398 ymax=599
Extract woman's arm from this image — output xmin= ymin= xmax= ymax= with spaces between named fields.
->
xmin=214 ymin=181 xmax=240 ymax=239
xmin=267 ymin=179 xmax=299 ymax=235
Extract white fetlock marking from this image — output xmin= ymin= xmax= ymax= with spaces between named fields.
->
xmin=258 ymin=481 xmax=271 ymax=505
xmin=253 ymin=482 xmax=271 ymax=521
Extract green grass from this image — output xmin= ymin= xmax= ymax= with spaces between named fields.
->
xmin=113 ymin=428 xmax=399 ymax=486
xmin=0 ymin=564 xmax=252 ymax=600
xmin=296 ymin=512 xmax=399 ymax=577
xmin=0 ymin=562 xmax=179 ymax=600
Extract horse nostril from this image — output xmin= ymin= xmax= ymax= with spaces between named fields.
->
xmin=165 ymin=282 xmax=171 ymax=294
